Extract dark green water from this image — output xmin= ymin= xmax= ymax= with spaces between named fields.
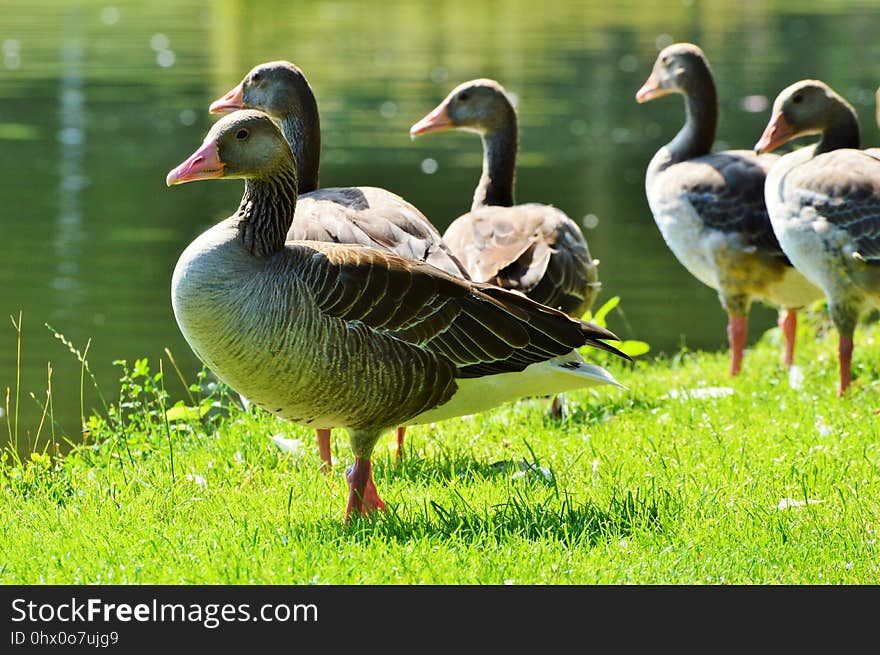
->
xmin=3 ymin=0 xmax=880 ymax=445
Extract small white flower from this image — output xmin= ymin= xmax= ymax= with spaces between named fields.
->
xmin=686 ymin=386 xmax=734 ymax=400
xmin=817 ymin=423 xmax=833 ymax=437
xmin=269 ymin=434 xmax=304 ymax=457
xmin=185 ymin=473 xmax=207 ymax=489
xmin=777 ymin=497 xmax=823 ymax=510
xmin=666 ymin=387 xmax=733 ymax=401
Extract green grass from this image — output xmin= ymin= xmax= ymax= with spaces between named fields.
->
xmin=2 ymin=311 xmax=880 ymax=584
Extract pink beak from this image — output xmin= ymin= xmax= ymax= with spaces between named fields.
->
xmin=635 ymin=71 xmax=666 ymax=103
xmin=410 ymin=102 xmax=453 ymax=139
xmin=754 ymin=112 xmax=795 ymax=154
xmin=166 ymin=140 xmax=225 ymax=186
xmin=209 ymin=82 xmax=245 ymax=114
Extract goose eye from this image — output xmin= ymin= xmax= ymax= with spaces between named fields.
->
xmin=236 ymin=129 xmax=249 ymax=140
xmin=792 ymin=94 xmax=803 ymax=104
xmin=252 ymin=72 xmax=262 ymax=83
xmin=458 ymin=91 xmax=471 ymax=102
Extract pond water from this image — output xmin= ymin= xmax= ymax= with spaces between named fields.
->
xmin=3 ymin=0 xmax=880 ymax=446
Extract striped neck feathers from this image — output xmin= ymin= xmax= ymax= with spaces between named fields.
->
xmin=235 ymin=168 xmax=299 ymax=257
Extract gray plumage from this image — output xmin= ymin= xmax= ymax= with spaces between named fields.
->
xmin=759 ymin=80 xmax=880 ymax=341
xmin=638 ymin=43 xmax=821 ymax=322
xmin=443 ymin=203 xmax=600 ymax=317
xmin=411 ymin=78 xmax=600 ymax=319
xmin=167 ymin=111 xmax=627 ymax=516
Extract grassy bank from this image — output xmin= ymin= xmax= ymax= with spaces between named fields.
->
xmin=1 ymin=310 xmax=879 ymax=584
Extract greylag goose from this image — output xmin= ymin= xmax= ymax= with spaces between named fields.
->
xmin=209 ymin=61 xmax=467 ymax=466
xmin=754 ymin=79 xmax=880 ymax=395
xmin=165 ymin=110 xmax=629 ymax=519
xmin=636 ymin=43 xmax=822 ymax=376
xmin=409 ymin=79 xmax=600 ymax=319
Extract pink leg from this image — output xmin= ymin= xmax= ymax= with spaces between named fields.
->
xmin=727 ymin=315 xmax=748 ymax=376
xmin=395 ymin=427 xmax=406 ymax=461
xmin=345 ymin=457 xmax=386 ymax=520
xmin=838 ymin=335 xmax=854 ymax=397
xmin=779 ymin=309 xmax=797 ymax=368
xmin=315 ymin=428 xmax=332 ymax=473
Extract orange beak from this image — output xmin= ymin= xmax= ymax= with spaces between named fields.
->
xmin=410 ymin=102 xmax=453 ymax=139
xmin=209 ymin=82 xmax=245 ymax=114
xmin=754 ymin=112 xmax=795 ymax=154
xmin=636 ymin=71 xmax=668 ymax=103
xmin=166 ymin=140 xmax=225 ymax=186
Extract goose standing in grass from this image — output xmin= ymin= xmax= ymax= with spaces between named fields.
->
xmin=410 ymin=78 xmax=601 ymax=416
xmin=755 ymin=80 xmax=880 ymax=395
xmin=166 ymin=110 xmax=629 ymax=519
xmin=636 ymin=43 xmax=822 ymax=376
xmin=209 ymin=61 xmax=468 ymax=466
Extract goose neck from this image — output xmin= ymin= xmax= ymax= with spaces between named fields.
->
xmin=667 ymin=76 xmax=717 ymax=164
xmin=236 ymin=169 xmax=298 ymax=257
xmin=816 ymin=105 xmax=860 ymax=155
xmin=280 ymin=110 xmax=321 ymax=194
xmin=473 ymin=119 xmax=517 ymax=210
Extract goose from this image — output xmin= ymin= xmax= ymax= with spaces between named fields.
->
xmin=409 ymin=78 xmax=600 ymax=318
xmin=209 ymin=61 xmax=468 ymax=466
xmin=410 ymin=78 xmax=601 ymax=417
xmin=636 ymin=43 xmax=822 ymax=376
xmin=165 ymin=110 xmax=629 ymax=519
xmin=754 ymin=79 xmax=880 ymax=395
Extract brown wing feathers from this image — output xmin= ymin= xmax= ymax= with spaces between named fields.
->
xmin=294 ymin=241 xmax=628 ymax=380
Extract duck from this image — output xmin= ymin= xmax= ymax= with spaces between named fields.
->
xmin=165 ymin=110 xmax=630 ymax=520
xmin=409 ymin=78 xmax=600 ymax=318
xmin=410 ymin=78 xmax=601 ymax=417
xmin=636 ymin=43 xmax=822 ymax=377
xmin=209 ymin=61 xmax=468 ymax=467
xmin=754 ymin=79 xmax=880 ymax=395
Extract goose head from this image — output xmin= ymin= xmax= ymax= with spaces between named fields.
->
xmin=755 ymin=79 xmax=858 ymax=153
xmin=635 ymin=42 xmax=711 ymax=103
xmin=166 ymin=110 xmax=296 ymax=186
xmin=209 ymin=61 xmax=314 ymax=120
xmin=410 ymin=78 xmax=515 ymax=138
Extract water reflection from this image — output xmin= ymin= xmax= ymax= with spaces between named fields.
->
xmin=54 ymin=10 xmax=87 ymax=317
xmin=2 ymin=0 xmax=880 ymax=447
